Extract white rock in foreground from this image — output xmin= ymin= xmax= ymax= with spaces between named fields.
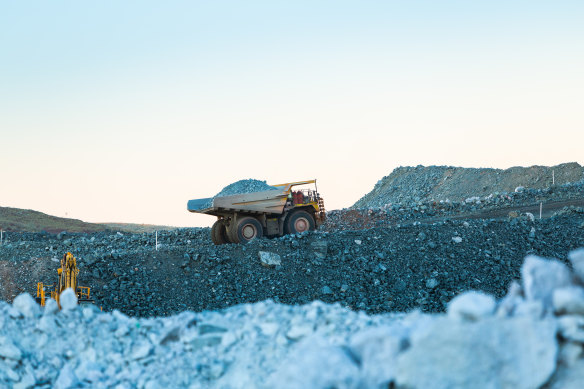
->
xmin=568 ymin=248 xmax=584 ymax=284
xmin=521 ymin=255 xmax=571 ymax=310
xmin=553 ymin=286 xmax=584 ymax=315
xmin=59 ymin=288 xmax=78 ymax=310
xmin=447 ymin=291 xmax=496 ymax=321
xmin=12 ymin=293 xmax=39 ymax=319
xmin=396 ymin=316 xmax=558 ymax=389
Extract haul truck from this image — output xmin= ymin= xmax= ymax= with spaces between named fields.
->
xmin=188 ymin=180 xmax=326 ymax=244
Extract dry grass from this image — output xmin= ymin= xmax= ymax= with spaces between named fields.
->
xmin=0 ymin=206 xmax=105 ymax=233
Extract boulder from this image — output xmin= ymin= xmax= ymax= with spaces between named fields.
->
xmin=258 ymin=251 xmax=281 ymax=267
xmin=448 ymin=291 xmax=496 ymax=321
xmin=396 ymin=316 xmax=558 ymax=389
xmin=521 ymin=255 xmax=571 ymax=311
xmin=568 ymin=248 xmax=584 ymax=285
xmin=59 ymin=288 xmax=78 ymax=310
xmin=553 ymin=286 xmax=584 ymax=315
xmin=13 ymin=293 xmax=40 ymax=319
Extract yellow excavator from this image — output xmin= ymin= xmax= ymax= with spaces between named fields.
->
xmin=36 ymin=252 xmax=94 ymax=307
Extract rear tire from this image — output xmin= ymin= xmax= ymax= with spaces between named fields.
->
xmin=234 ymin=217 xmax=263 ymax=244
xmin=285 ymin=210 xmax=315 ymax=235
xmin=211 ymin=220 xmax=228 ymax=245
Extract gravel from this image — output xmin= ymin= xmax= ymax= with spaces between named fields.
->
xmin=1 ymin=251 xmax=584 ymax=388
xmin=1 ymin=213 xmax=583 ymax=318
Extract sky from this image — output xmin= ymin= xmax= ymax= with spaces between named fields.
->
xmin=1 ymin=1 xmax=583 ymax=227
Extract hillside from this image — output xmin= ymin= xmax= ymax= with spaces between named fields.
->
xmin=353 ymin=162 xmax=584 ymax=209
xmin=0 ymin=207 xmax=175 ymax=234
xmin=0 ymin=206 xmax=105 ymax=233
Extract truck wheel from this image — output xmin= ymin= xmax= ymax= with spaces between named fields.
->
xmin=234 ymin=217 xmax=263 ymax=244
xmin=285 ymin=210 xmax=315 ymax=234
xmin=211 ymin=220 xmax=228 ymax=245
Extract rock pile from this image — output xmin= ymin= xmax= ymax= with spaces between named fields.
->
xmin=1 ymin=214 xmax=583 ymax=317
xmin=353 ymin=162 xmax=584 ymax=209
xmin=2 ymin=250 xmax=584 ymax=388
xmin=201 ymin=179 xmax=276 ymax=209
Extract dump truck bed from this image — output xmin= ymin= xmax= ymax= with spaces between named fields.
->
xmin=188 ymin=187 xmax=288 ymax=216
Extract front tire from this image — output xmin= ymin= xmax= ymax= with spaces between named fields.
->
xmin=285 ymin=210 xmax=315 ymax=234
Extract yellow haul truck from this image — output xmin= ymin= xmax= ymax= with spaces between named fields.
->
xmin=188 ymin=180 xmax=325 ymax=244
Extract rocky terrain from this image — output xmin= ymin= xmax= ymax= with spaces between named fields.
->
xmin=1 ymin=164 xmax=584 ymax=388
xmin=353 ymin=162 xmax=583 ymax=209
xmin=0 ymin=211 xmax=583 ymax=317
xmin=1 ymin=250 xmax=584 ymax=388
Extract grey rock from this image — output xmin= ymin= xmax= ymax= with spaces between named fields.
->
xmin=557 ymin=341 xmax=583 ymax=367
xmin=321 ymin=286 xmax=333 ymax=295
xmin=198 ymin=324 xmax=227 ymax=335
xmin=547 ymin=359 xmax=584 ymax=389
xmin=0 ymin=337 xmax=22 ymax=360
xmin=425 ymin=278 xmax=439 ymax=289
xmin=59 ymin=288 xmax=78 ymax=310
xmin=568 ymin=248 xmax=584 ymax=284
xmin=311 ymin=241 xmax=328 ymax=259
xmin=13 ymin=293 xmax=39 ymax=319
xmin=202 ymin=179 xmax=276 ymax=209
xmin=521 ymin=255 xmax=571 ymax=311
xmin=259 ymin=251 xmax=281 ymax=267
xmin=448 ymin=291 xmax=496 ymax=321
xmin=268 ymin=339 xmax=361 ymax=389
xmin=350 ymin=326 xmax=409 ymax=388
xmin=557 ymin=315 xmax=584 ymax=343
xmin=396 ymin=316 xmax=558 ymax=389
xmin=55 ymin=363 xmax=78 ymax=389
xmin=553 ymin=286 xmax=584 ymax=315
xmin=496 ymin=281 xmax=524 ymax=317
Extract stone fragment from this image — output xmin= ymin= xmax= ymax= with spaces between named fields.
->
xmin=396 ymin=316 xmax=557 ymax=389
xmin=130 ymin=341 xmax=152 ymax=361
xmin=425 ymin=278 xmax=439 ymax=289
xmin=350 ymin=326 xmax=410 ymax=388
xmin=268 ymin=339 xmax=360 ymax=389
xmin=558 ymin=341 xmax=583 ymax=367
xmin=568 ymin=248 xmax=584 ymax=284
xmin=43 ymin=299 xmax=59 ymax=316
xmin=286 ymin=325 xmax=313 ymax=340
xmin=320 ymin=286 xmax=333 ymax=295
xmin=0 ymin=337 xmax=22 ymax=360
xmin=258 ymin=251 xmax=281 ymax=267
xmin=546 ymin=359 xmax=584 ymax=389
xmin=521 ymin=255 xmax=571 ymax=310
xmin=553 ymin=286 xmax=584 ymax=315
xmin=55 ymin=363 xmax=78 ymax=389
xmin=557 ymin=315 xmax=584 ymax=343
xmin=447 ymin=291 xmax=496 ymax=321
xmin=311 ymin=241 xmax=328 ymax=259
xmin=13 ymin=293 xmax=40 ymax=319
xmin=452 ymin=236 xmax=462 ymax=243
xmin=59 ymin=288 xmax=78 ymax=310
xmin=496 ymin=281 xmax=524 ymax=317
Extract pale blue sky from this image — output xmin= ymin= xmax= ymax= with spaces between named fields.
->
xmin=1 ymin=1 xmax=583 ymax=227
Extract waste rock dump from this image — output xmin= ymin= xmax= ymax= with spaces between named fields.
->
xmin=1 ymin=250 xmax=584 ymax=388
